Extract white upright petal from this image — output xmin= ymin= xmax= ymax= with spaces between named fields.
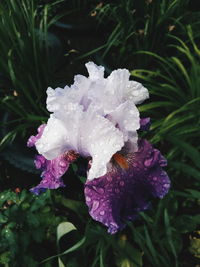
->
xmin=125 ymin=80 xmax=149 ymax=104
xmin=38 ymin=62 xmax=149 ymax=179
xmin=108 ymin=100 xmax=140 ymax=142
xmin=46 ymin=86 xmax=70 ymax=112
xmin=107 ymin=68 xmax=130 ymax=100
xmin=86 ymin=61 xmax=105 ymax=80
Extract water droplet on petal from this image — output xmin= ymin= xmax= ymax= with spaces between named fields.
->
xmin=98 ymin=188 xmax=105 ymax=194
xmin=59 ymin=160 xmax=66 ymax=167
xmin=86 ymin=196 xmax=91 ymax=202
xmin=100 ymin=210 xmax=105 ymax=215
xmin=163 ymin=183 xmax=170 ymax=188
xmin=120 ymin=181 xmax=125 ymax=187
xmin=92 ymin=200 xmax=99 ymax=211
xmin=107 ymin=176 xmax=112 ymax=182
xmin=144 ymin=158 xmax=153 ymax=167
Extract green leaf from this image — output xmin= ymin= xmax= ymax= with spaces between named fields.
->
xmin=168 ymin=137 xmax=200 ymax=169
xmin=171 ymin=162 xmax=200 ymax=181
xmin=40 ymin=236 xmax=86 ymax=264
xmin=185 ymin=189 xmax=200 ymax=199
xmin=57 ymin=222 xmax=77 ymax=243
xmin=57 ymin=222 xmax=77 ymax=267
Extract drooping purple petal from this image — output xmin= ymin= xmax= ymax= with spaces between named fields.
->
xmin=30 ymin=153 xmax=71 ymax=195
xmin=84 ymin=139 xmax=170 ymax=234
xmin=140 ymin=117 xmax=151 ymax=131
xmin=28 ymin=125 xmax=78 ymax=195
xmin=27 ymin=124 xmax=46 ymax=147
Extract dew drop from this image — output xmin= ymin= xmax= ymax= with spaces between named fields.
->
xmin=92 ymin=200 xmax=99 ymax=211
xmin=144 ymin=158 xmax=153 ymax=167
xmin=59 ymin=160 xmax=66 ymax=167
xmin=120 ymin=181 xmax=125 ymax=187
xmin=100 ymin=210 xmax=105 ymax=216
xmin=107 ymin=176 xmax=112 ymax=182
xmin=98 ymin=188 xmax=105 ymax=194
xmin=163 ymin=183 xmax=170 ymax=188
xmin=86 ymin=196 xmax=91 ymax=202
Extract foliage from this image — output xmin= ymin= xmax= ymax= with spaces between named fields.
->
xmin=0 ymin=189 xmax=64 ymax=266
xmin=88 ymin=0 xmax=200 ymax=68
xmin=131 ymin=26 xmax=200 ymax=190
xmin=0 ymin=0 xmax=66 ymax=145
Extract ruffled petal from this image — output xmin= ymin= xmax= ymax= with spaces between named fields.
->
xmin=36 ymin=103 xmax=124 ymax=180
xmin=84 ymin=139 xmax=170 ymax=234
xmin=27 ymin=124 xmax=46 ymax=147
xmin=35 ymin=104 xmax=83 ymax=160
xmin=83 ymin=110 xmax=124 ymax=180
xmin=30 ymin=153 xmax=71 ymax=195
xmin=108 ymin=100 xmax=140 ymax=151
xmin=86 ymin=61 xmax=105 ymax=80
xmin=125 ymin=80 xmax=149 ymax=105
xmin=87 ymin=68 xmax=131 ymax=114
xmin=106 ymin=69 xmax=130 ymax=107
xmin=46 ymin=76 xmax=91 ymax=113
xmin=46 ymin=86 xmax=69 ymax=113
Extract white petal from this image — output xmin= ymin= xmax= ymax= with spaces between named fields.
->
xmin=46 ymin=73 xmax=93 ymax=113
xmin=86 ymin=61 xmax=105 ymax=80
xmin=86 ymin=69 xmax=130 ymax=115
xmin=80 ymin=106 xmax=124 ymax=180
xmin=107 ymin=68 xmax=130 ymax=100
xmin=36 ymin=103 xmax=124 ymax=180
xmin=36 ymin=104 xmax=83 ymax=159
xmin=125 ymin=80 xmax=149 ymax=104
xmin=108 ymin=100 xmax=140 ymax=142
xmin=46 ymin=86 xmax=72 ymax=112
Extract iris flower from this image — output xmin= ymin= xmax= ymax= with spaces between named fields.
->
xmin=28 ymin=62 xmax=170 ymax=233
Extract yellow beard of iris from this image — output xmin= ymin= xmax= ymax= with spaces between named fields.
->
xmin=113 ymin=153 xmax=129 ymax=169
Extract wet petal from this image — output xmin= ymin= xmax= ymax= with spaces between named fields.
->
xmin=27 ymin=124 xmax=46 ymax=147
xmin=42 ymin=62 xmax=148 ymax=161
xmin=35 ymin=104 xmax=83 ymax=160
xmin=84 ymin=139 xmax=170 ymax=234
xmin=86 ymin=61 xmax=105 ymax=80
xmin=84 ymin=109 xmax=124 ymax=180
xmin=125 ymin=80 xmax=149 ymax=105
xmin=46 ymin=86 xmax=69 ymax=113
xmin=30 ymin=153 xmax=72 ymax=195
xmin=47 ymin=74 xmax=92 ymax=113
xmin=108 ymin=100 xmax=140 ymax=151
xmin=36 ymin=103 xmax=124 ymax=180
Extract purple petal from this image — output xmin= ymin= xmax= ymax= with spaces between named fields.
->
xmin=30 ymin=153 xmax=70 ymax=195
xmin=84 ymin=139 xmax=170 ymax=234
xmin=28 ymin=124 xmax=79 ymax=195
xmin=27 ymin=124 xmax=46 ymax=147
xmin=140 ymin=117 xmax=151 ymax=131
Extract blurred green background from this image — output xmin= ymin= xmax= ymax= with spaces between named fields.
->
xmin=0 ymin=0 xmax=200 ymax=266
